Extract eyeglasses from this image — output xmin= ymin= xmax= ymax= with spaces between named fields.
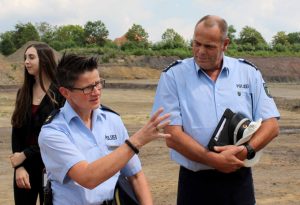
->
xmin=68 ymin=79 xmax=105 ymax=94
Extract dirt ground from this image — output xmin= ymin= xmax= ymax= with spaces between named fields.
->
xmin=0 ymin=83 xmax=300 ymax=205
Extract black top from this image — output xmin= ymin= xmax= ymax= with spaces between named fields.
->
xmin=11 ymin=84 xmax=65 ymax=170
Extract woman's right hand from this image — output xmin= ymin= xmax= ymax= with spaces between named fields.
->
xmin=9 ymin=152 xmax=26 ymax=168
xmin=130 ymin=107 xmax=171 ymax=148
xmin=15 ymin=167 xmax=31 ymax=189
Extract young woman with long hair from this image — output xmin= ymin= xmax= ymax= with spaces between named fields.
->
xmin=9 ymin=43 xmax=64 ymax=205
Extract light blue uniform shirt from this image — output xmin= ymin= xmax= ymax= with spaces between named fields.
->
xmin=152 ymin=56 xmax=280 ymax=171
xmin=39 ymin=101 xmax=141 ymax=205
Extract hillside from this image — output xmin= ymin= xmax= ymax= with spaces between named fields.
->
xmin=0 ymin=54 xmax=23 ymax=85
xmin=246 ymin=57 xmax=300 ymax=82
xmin=1 ymin=44 xmax=300 ymax=85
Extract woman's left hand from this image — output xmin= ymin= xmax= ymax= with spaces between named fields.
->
xmin=15 ymin=167 xmax=31 ymax=189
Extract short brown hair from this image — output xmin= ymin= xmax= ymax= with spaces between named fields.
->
xmin=195 ymin=15 xmax=228 ymax=41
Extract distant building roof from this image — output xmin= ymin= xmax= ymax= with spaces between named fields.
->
xmin=114 ymin=35 xmax=128 ymax=46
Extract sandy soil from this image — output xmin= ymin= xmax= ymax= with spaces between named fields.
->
xmin=0 ymin=84 xmax=300 ymax=205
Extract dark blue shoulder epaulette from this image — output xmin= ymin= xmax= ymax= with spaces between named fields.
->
xmin=100 ymin=104 xmax=120 ymax=116
xmin=44 ymin=109 xmax=60 ymax=125
xmin=163 ymin=60 xmax=182 ymax=72
xmin=238 ymin=58 xmax=258 ymax=70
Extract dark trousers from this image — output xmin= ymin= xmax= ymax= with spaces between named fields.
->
xmin=13 ymin=168 xmax=44 ymax=205
xmin=177 ymin=166 xmax=255 ymax=205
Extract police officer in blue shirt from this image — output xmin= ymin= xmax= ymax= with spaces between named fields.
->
xmin=39 ymin=54 xmax=170 ymax=205
xmin=152 ymin=15 xmax=280 ymax=205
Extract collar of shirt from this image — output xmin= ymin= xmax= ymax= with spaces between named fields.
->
xmin=195 ymin=56 xmax=230 ymax=78
xmin=61 ymin=101 xmax=106 ymax=124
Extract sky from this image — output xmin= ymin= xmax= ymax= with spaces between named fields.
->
xmin=1 ymin=0 xmax=300 ymax=44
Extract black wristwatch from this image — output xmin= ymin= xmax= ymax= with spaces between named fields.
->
xmin=244 ymin=143 xmax=256 ymax=160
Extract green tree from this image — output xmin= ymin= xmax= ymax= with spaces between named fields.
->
xmin=272 ymin=31 xmax=289 ymax=47
xmin=237 ymin=26 xmax=267 ymax=48
xmin=84 ymin=20 xmax=109 ymax=46
xmin=126 ymin=24 xmax=149 ymax=43
xmin=13 ymin=22 xmax=40 ymax=48
xmin=160 ymin=28 xmax=187 ymax=49
xmin=0 ymin=31 xmax=16 ymax=55
xmin=227 ymin=25 xmax=238 ymax=50
xmin=287 ymin=32 xmax=300 ymax=44
xmin=35 ymin=22 xmax=57 ymax=43
xmin=228 ymin=25 xmax=236 ymax=44
xmin=52 ymin=25 xmax=85 ymax=49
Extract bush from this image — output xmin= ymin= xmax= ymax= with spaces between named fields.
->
xmin=255 ymin=43 xmax=271 ymax=51
xmin=104 ymin=40 xmax=119 ymax=49
xmin=0 ymin=38 xmax=16 ymax=55
xmin=237 ymin=43 xmax=255 ymax=52
xmin=121 ymin=41 xmax=150 ymax=50
xmin=100 ymin=50 xmax=119 ymax=63
xmin=273 ymin=43 xmax=287 ymax=52
xmin=155 ymin=48 xmax=191 ymax=59
xmin=32 ymin=40 xmax=300 ymax=59
xmin=290 ymin=44 xmax=300 ymax=52
xmin=50 ymin=40 xmax=77 ymax=51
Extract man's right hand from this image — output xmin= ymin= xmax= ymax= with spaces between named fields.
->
xmin=212 ymin=145 xmax=245 ymax=173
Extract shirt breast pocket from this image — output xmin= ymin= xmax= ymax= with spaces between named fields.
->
xmin=105 ymin=139 xmax=123 ymax=153
xmin=234 ymin=90 xmax=253 ymax=111
xmin=220 ymin=88 xmax=253 ymax=114
xmin=72 ymin=134 xmax=96 ymax=153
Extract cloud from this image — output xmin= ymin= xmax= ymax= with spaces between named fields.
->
xmin=150 ymin=17 xmax=194 ymax=42
xmin=0 ymin=0 xmax=300 ymax=43
xmin=190 ymin=0 xmax=300 ymax=42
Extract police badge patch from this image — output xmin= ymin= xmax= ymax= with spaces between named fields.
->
xmin=263 ymin=83 xmax=272 ymax=98
xmin=44 ymin=109 xmax=60 ymax=125
xmin=163 ymin=60 xmax=182 ymax=72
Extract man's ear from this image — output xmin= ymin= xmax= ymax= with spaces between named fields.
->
xmin=223 ymin=37 xmax=230 ymax=51
xmin=59 ymin=87 xmax=70 ymax=99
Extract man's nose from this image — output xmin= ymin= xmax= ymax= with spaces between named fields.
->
xmin=197 ymin=46 xmax=206 ymax=54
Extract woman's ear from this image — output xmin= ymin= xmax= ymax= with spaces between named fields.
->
xmin=59 ymin=87 xmax=70 ymax=99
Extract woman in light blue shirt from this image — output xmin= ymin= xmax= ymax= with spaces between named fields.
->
xmin=39 ymin=53 xmax=170 ymax=205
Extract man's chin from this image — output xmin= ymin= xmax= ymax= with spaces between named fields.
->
xmin=195 ymin=59 xmax=207 ymax=66
xmin=197 ymin=62 xmax=210 ymax=70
